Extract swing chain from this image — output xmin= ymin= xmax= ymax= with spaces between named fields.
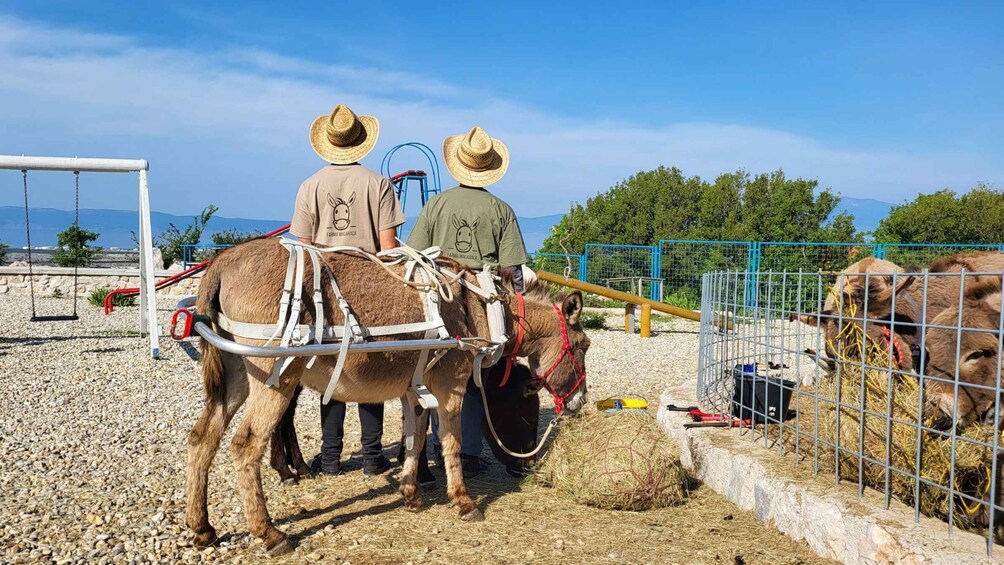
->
xmin=22 ymin=170 xmax=37 ymax=318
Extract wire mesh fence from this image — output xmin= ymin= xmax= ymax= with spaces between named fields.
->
xmin=659 ymin=240 xmax=750 ymax=310
xmin=583 ymin=244 xmax=660 ymax=300
xmin=698 ymin=267 xmax=1004 ymax=556
xmin=879 ymin=243 xmax=1004 ymax=269
xmin=755 ymin=242 xmax=875 ymax=274
xmin=528 ymin=252 xmax=585 ymax=281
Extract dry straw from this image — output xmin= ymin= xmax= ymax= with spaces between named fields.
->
xmin=790 ymin=298 xmax=1000 ymax=532
xmin=535 ymin=410 xmax=689 ymax=511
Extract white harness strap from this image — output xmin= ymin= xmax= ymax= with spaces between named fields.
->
xmin=265 ymin=245 xmax=307 ymax=386
xmin=321 ymin=262 xmax=362 ymax=405
xmin=305 ymin=245 xmax=325 ymax=369
xmin=476 ymin=268 xmax=508 ymax=367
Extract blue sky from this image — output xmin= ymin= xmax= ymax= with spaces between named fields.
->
xmin=0 ymin=1 xmax=1001 ymax=221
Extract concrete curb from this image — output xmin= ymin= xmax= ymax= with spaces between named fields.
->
xmin=657 ymin=392 xmax=1000 ymax=564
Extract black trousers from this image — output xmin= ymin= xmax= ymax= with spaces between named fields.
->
xmin=319 ymin=400 xmax=385 ymax=469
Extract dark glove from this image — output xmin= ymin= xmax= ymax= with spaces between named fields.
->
xmin=509 ymin=265 xmax=525 ymax=293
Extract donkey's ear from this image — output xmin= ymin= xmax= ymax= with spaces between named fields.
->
xmin=561 ymin=292 xmax=584 ymax=326
xmin=452 ymin=214 xmax=461 ymax=229
xmin=347 ymin=192 xmax=356 ymax=206
xmin=894 ymin=275 xmax=916 ymax=296
xmin=327 ymin=194 xmax=336 ymax=207
xmin=471 ymin=217 xmax=481 ymax=230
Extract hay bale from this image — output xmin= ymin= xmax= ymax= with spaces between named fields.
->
xmin=536 ymin=411 xmax=688 ymax=511
xmin=801 ymin=316 xmax=1000 ymax=531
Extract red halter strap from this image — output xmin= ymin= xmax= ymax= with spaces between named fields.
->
xmin=535 ymin=304 xmax=587 ymax=416
xmin=499 ymin=292 xmax=526 ymax=388
xmin=880 ymin=325 xmax=905 ymax=369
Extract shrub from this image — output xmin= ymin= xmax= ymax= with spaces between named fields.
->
xmin=580 ymin=311 xmax=607 ymax=330
xmin=210 ymin=228 xmax=263 ymax=246
xmin=156 ymin=205 xmax=218 ymax=268
xmin=53 ymin=225 xmax=101 ymax=267
xmin=88 ymin=287 xmax=136 ymax=307
xmin=664 ymin=287 xmax=700 ymax=311
xmin=0 ymin=241 xmax=7 ymax=265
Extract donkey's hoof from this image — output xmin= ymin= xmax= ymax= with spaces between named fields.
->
xmin=266 ymin=536 xmax=294 ymax=556
xmin=460 ymin=507 xmax=485 ymax=522
xmin=192 ymin=528 xmax=218 ymax=548
xmin=280 ymin=475 xmax=299 ymax=485
xmin=404 ymin=496 xmax=425 ymax=512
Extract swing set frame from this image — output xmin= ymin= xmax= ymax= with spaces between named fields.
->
xmin=0 ymin=155 xmax=161 ymax=359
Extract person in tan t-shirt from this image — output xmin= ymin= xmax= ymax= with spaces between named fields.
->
xmin=291 ymin=103 xmax=405 ymax=477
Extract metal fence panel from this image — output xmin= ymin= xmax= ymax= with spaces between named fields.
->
xmin=698 ymin=269 xmax=1004 ymax=557
xmin=583 ymin=244 xmax=660 ymax=300
xmin=756 ymin=242 xmax=876 ymax=274
xmin=660 ymin=240 xmax=750 ymax=310
xmin=528 ymin=252 xmax=585 ymax=281
xmin=879 ymin=243 xmax=1003 ymax=268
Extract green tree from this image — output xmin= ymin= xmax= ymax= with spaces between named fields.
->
xmin=540 ymin=167 xmax=858 ymax=254
xmin=53 ymin=225 xmax=101 ymax=267
xmin=872 ymin=184 xmax=1004 ymax=244
xmin=156 ymin=205 xmax=218 ymax=268
xmin=0 ymin=241 xmax=8 ymax=266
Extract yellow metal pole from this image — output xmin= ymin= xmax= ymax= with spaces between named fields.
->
xmin=640 ymin=303 xmax=652 ymax=338
xmin=536 ymin=271 xmax=701 ymax=322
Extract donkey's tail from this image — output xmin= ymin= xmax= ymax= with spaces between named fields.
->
xmin=196 ymin=263 xmax=225 ymax=405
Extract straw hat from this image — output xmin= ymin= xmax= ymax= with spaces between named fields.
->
xmin=443 ymin=126 xmax=509 ymax=187
xmin=309 ymin=104 xmax=380 ymax=164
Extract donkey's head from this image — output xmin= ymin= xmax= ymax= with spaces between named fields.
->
xmin=792 ymin=257 xmax=918 ymax=373
xmin=924 ymin=278 xmax=1003 ymax=428
xmin=511 ymin=280 xmax=590 ymax=415
xmin=452 ymin=214 xmax=480 ymax=253
xmin=328 ymin=192 xmax=356 ymax=230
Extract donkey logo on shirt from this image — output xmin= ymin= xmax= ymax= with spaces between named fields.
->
xmin=327 ymin=192 xmax=356 ymax=231
xmin=451 ymin=214 xmax=480 ymax=253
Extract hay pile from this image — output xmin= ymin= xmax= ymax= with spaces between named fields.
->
xmin=800 ymin=315 xmax=1000 ymax=531
xmin=535 ymin=410 xmax=688 ymax=511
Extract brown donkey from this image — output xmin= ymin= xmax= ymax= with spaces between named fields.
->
xmin=184 ymin=239 xmax=590 ymax=553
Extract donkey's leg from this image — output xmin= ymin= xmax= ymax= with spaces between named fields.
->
xmin=434 ymin=380 xmax=483 ymax=521
xmin=268 ymin=386 xmax=303 ymax=483
xmin=230 ymin=370 xmax=298 ymax=555
xmin=268 ymin=426 xmax=296 ymax=483
xmin=399 ymin=395 xmax=430 ymax=512
xmin=284 ymin=387 xmax=312 ymax=477
xmin=186 ymin=353 xmax=249 ymax=547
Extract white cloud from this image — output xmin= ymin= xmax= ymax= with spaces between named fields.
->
xmin=0 ymin=15 xmax=999 ymax=220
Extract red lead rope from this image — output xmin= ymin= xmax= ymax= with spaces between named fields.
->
xmin=498 ymin=292 xmax=526 ymax=388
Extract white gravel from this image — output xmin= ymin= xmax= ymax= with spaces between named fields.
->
xmin=0 ymin=295 xmax=700 ymax=563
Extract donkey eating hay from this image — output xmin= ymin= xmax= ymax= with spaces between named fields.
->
xmin=184 ymin=238 xmax=590 ymax=554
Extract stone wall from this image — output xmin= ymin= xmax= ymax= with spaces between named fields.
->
xmin=0 ymin=266 xmax=202 ymax=298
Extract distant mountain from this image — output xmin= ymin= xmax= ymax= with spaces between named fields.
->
xmin=832 ymin=197 xmax=895 ymax=234
xmin=0 ymin=198 xmax=886 ymax=253
xmin=0 ymin=207 xmax=563 ymax=253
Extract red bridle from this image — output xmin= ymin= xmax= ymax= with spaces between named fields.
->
xmin=499 ymin=293 xmax=587 ymax=416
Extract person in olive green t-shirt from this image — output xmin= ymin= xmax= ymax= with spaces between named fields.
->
xmin=407 ymin=185 xmax=529 ymax=271
xmin=406 ymin=126 xmax=531 ymax=479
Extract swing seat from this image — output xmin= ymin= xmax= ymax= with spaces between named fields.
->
xmin=30 ymin=315 xmax=79 ymax=322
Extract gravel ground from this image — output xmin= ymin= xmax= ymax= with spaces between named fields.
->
xmin=0 ymin=295 xmax=829 ymax=564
